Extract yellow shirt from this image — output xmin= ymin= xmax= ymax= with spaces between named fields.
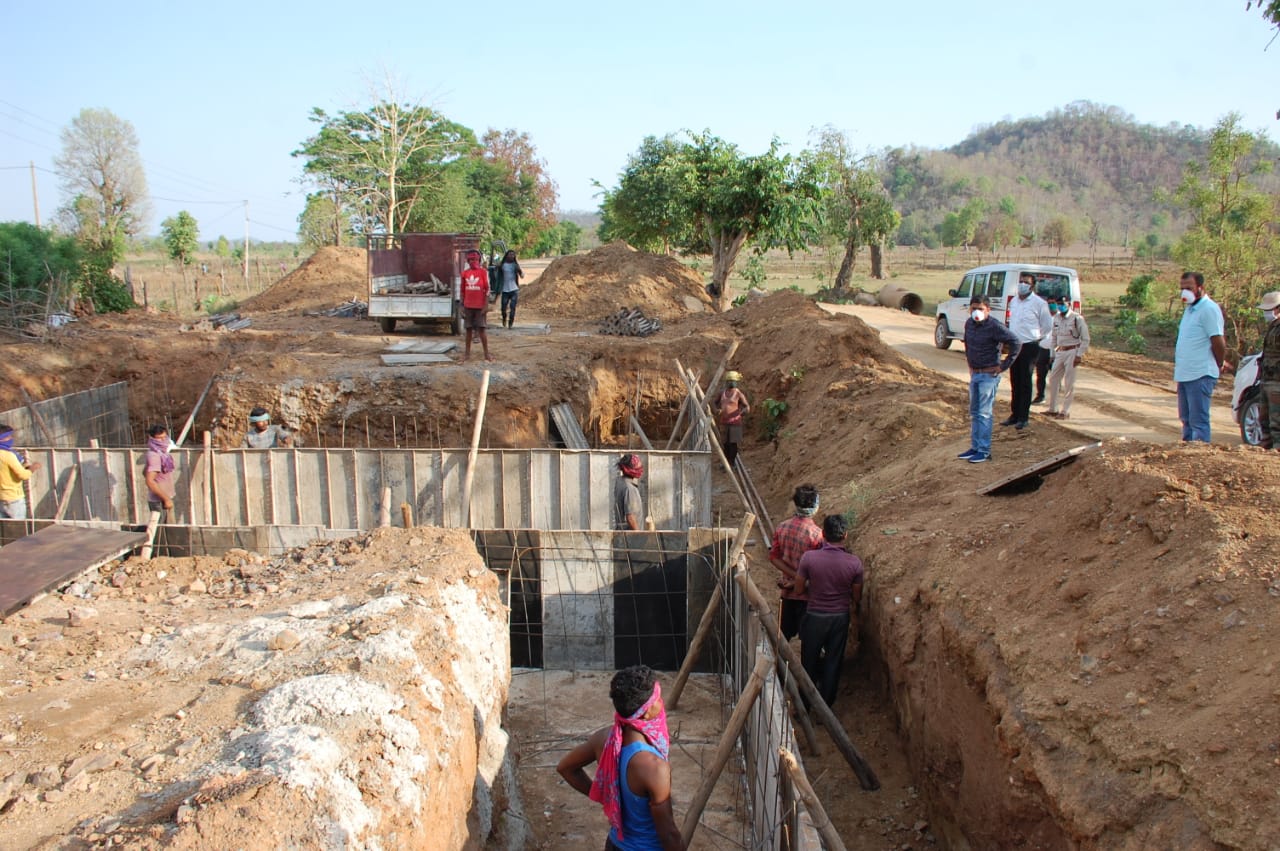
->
xmin=0 ymin=449 xmax=32 ymax=502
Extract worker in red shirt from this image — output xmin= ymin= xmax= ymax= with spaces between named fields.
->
xmin=461 ymin=249 xmax=494 ymax=362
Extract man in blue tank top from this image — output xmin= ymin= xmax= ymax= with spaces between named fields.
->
xmin=557 ymin=666 xmax=683 ymax=850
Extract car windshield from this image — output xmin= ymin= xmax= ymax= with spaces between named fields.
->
xmin=1031 ymin=273 xmax=1070 ymax=301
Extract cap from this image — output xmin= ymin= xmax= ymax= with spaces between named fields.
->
xmin=618 ymin=453 xmax=644 ymax=478
xmin=725 ymin=370 xmax=742 ymax=383
xmin=1259 ymin=291 xmax=1280 ymax=311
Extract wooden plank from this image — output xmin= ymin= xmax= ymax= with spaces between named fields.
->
xmin=380 ymin=353 xmax=453 ymax=366
xmin=977 ymin=442 xmax=1102 ymax=496
xmin=0 ymin=525 xmax=147 ymax=617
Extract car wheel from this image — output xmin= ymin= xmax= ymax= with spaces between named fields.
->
xmin=379 ymin=317 xmax=396 ymax=333
xmin=1240 ymin=393 xmax=1264 ymax=446
xmin=934 ymin=316 xmax=952 ymax=350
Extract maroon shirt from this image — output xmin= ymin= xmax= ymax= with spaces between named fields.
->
xmin=796 ymin=542 xmax=864 ymax=614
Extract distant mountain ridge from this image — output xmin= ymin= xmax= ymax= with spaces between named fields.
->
xmin=885 ymin=101 xmax=1280 ymax=247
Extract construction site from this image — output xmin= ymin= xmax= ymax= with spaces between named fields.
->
xmin=0 ymin=241 xmax=1277 ymax=850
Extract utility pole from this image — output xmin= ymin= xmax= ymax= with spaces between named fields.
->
xmin=243 ymin=200 xmax=250 ymax=285
xmin=29 ymin=161 xmax=40 ymax=228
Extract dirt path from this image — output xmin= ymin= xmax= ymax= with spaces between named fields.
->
xmin=826 ymin=303 xmax=1239 ymax=445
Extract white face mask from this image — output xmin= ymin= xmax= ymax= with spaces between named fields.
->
xmin=1180 ymin=289 xmax=1196 ymax=304
xmin=971 ymin=309 xmax=987 ymax=322
xmin=1267 ymin=309 xmax=1278 ymax=322
xmin=1017 ymin=283 xmax=1032 ymax=297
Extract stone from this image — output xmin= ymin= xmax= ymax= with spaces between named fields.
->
xmin=267 ymin=629 xmax=301 ymax=652
xmin=67 ymin=606 xmax=99 ymax=628
xmin=111 ymin=572 xmax=128 ymax=588
xmin=43 ymin=788 xmax=66 ymax=803
xmin=30 ymin=764 xmax=63 ymax=790
xmin=176 ymin=804 xmax=195 ymax=824
xmin=186 ymin=579 xmax=207 ymax=595
xmin=174 ymin=736 xmax=202 ymax=757
xmin=1223 ymin=610 xmax=1246 ymax=630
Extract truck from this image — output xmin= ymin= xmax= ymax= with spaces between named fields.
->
xmin=367 ymin=233 xmax=482 ymax=334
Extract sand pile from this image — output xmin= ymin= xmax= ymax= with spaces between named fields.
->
xmin=241 ymin=246 xmax=367 ymax=313
xmin=519 ymin=242 xmax=712 ymax=321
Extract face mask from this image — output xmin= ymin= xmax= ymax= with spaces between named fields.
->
xmin=1017 ymin=283 xmax=1032 ymax=297
xmin=971 ymin=309 xmax=987 ymax=322
xmin=1267 ymin=309 xmax=1278 ymax=322
xmin=1180 ymin=289 xmax=1195 ymax=304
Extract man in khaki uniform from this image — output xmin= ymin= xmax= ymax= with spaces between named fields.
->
xmin=1046 ymin=295 xmax=1091 ymax=420
xmin=1257 ymin=291 xmax=1280 ymax=450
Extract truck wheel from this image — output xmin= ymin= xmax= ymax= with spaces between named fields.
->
xmin=934 ymin=316 xmax=952 ymax=350
xmin=380 ymin=317 xmax=396 ymax=333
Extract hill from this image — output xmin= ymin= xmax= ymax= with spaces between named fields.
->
xmin=883 ymin=101 xmax=1280 ymax=249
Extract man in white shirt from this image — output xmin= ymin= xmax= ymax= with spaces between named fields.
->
xmin=1002 ymin=274 xmax=1053 ymax=430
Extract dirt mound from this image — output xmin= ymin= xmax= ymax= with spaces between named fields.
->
xmin=519 ymin=242 xmax=712 ymax=321
xmin=241 ymin=246 xmax=367 ymax=314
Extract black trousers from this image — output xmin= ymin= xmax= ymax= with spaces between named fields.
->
xmin=1035 ymin=345 xmax=1051 ymax=397
xmin=1009 ymin=343 xmax=1038 ymax=423
xmin=799 ymin=610 xmax=850 ymax=708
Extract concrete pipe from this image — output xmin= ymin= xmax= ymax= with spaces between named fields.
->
xmin=876 ymin=284 xmax=924 ymax=315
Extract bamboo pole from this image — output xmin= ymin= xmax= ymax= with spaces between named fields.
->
xmin=735 ymin=456 xmax=776 ymax=542
xmin=628 ymin=415 xmax=655 ymax=451
xmin=378 ymin=486 xmax=392 ymax=527
xmin=202 ymin=431 xmax=213 ymax=524
xmin=53 ymin=466 xmax=78 ymax=521
xmin=779 ymin=748 xmax=848 ymax=851
xmin=664 ymin=394 xmax=691 ymax=450
xmin=401 ymin=502 xmax=413 ymax=528
xmin=734 ymin=566 xmax=880 ymax=790
xmin=461 ymin=370 xmax=491 ymax=527
xmin=779 ymin=657 xmax=822 ymax=757
xmin=140 ymin=509 xmax=162 ymax=561
xmin=19 ymin=387 xmax=54 ymax=445
xmin=669 ymin=513 xmax=756 ymax=709
xmin=680 ymin=652 xmax=772 ymax=846
xmin=174 ymin=370 xmax=219 ymax=447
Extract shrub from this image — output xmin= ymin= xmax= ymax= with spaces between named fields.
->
xmin=1119 ymin=275 xmax=1156 ymax=310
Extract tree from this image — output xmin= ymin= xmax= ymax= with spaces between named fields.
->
xmin=1172 ymin=113 xmax=1280 ymax=355
xmin=810 ymin=128 xmax=901 ymax=288
xmin=602 ymin=131 xmax=822 ymax=310
xmin=1042 ymin=217 xmax=1075 ymax=255
xmin=475 ymin=129 xmax=559 ymax=251
xmin=939 ymin=199 xmax=986 ymax=249
xmin=293 ymin=87 xmax=473 ymax=236
xmin=53 ymin=108 xmax=150 ymax=264
xmin=298 ymin=192 xmax=348 ymax=248
xmin=161 ymin=211 xmax=199 ymax=270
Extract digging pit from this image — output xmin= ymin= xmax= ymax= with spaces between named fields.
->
xmin=1 ymin=255 xmax=1277 ymax=849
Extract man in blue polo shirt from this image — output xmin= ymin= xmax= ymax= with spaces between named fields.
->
xmin=1173 ymin=271 xmax=1226 ymax=442
xmin=959 ymin=295 xmax=1021 ymax=464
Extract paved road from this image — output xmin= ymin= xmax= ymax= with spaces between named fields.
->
xmin=826 ymin=303 xmax=1239 ymax=446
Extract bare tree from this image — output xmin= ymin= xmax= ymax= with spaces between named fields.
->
xmin=54 ymin=108 xmax=150 ymax=261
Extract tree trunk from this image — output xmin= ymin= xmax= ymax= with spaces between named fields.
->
xmin=711 ymin=229 xmax=748 ymax=312
xmin=870 ymin=243 xmax=885 ymax=279
xmin=834 ymin=231 xmax=858 ymax=291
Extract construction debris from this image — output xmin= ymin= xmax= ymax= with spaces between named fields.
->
xmin=306 ymin=300 xmax=368 ymax=318
xmin=180 ymin=312 xmax=252 ymax=333
xmin=380 ymin=275 xmax=450 ymax=296
xmin=599 ymin=307 xmax=662 ymax=337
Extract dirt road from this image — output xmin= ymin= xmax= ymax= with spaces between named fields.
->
xmin=826 ymin=303 xmax=1239 ymax=445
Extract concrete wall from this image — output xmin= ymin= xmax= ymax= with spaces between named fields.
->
xmin=0 ymin=382 xmax=131 ymax=447
xmin=22 ymin=447 xmax=711 ymax=532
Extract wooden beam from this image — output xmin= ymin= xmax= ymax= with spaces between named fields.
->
xmin=669 ymin=513 xmax=755 ymax=710
xmin=174 ymin=371 xmax=219 ymax=447
xmin=53 ymin=466 xmax=78 ymax=522
xmin=680 ymin=652 xmax=771 ymax=846
xmin=735 ymin=566 xmax=880 ymax=790
xmin=628 ymin=415 xmax=654 ymax=451
xmin=780 ymin=748 xmax=848 ymax=851
xmin=19 ymin=387 xmax=54 ymax=445
xmin=462 ymin=370 xmax=491 ymax=527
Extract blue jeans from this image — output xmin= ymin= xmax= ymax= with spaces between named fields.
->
xmin=1177 ymin=375 xmax=1217 ymax=442
xmin=500 ymin=290 xmax=518 ymax=324
xmin=969 ymin=372 xmax=1001 ymax=454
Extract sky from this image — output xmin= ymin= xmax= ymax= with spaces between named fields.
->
xmin=2 ymin=0 xmax=1276 ymax=243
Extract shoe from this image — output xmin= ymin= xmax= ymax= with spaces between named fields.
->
xmin=957 ymin=448 xmax=978 ymax=459
xmin=968 ymin=452 xmax=990 ymax=463
xmin=999 ymin=417 xmax=1018 ymax=427
xmin=1014 ymin=421 xmax=1029 ymax=431
xmin=1031 ymin=396 xmax=1045 ymax=405
xmin=1056 ymin=413 xmax=1070 ymax=420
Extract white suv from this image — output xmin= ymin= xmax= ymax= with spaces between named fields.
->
xmin=934 ymin=263 xmax=1082 ymax=349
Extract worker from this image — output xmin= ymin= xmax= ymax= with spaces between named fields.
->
xmin=242 ymin=407 xmax=296 ymax=448
xmin=144 ymin=424 xmax=176 ymax=517
xmin=613 ymin=453 xmax=644 ymax=531
xmin=461 ymin=249 xmax=493 ymax=362
xmin=712 ymin=370 xmax=750 ymax=467
xmin=1257 ymin=290 xmax=1280 ymax=450
xmin=1045 ymin=295 xmax=1090 ymax=421
xmin=497 ymin=249 xmax=524 ymax=328
xmin=556 ymin=665 xmax=682 ymax=851
xmin=768 ymin=484 xmax=823 ymax=641
xmin=0 ymin=424 xmax=40 ymax=519
xmin=794 ymin=514 xmax=865 ymax=709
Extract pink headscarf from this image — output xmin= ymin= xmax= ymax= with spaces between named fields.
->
xmin=589 ymin=681 xmax=670 ymax=841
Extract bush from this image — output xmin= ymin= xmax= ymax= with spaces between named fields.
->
xmin=741 ymin=254 xmax=767 ymax=288
xmin=1126 ymin=332 xmax=1147 ymax=355
xmin=1115 ymin=308 xmax=1140 ymax=335
xmin=1119 ymin=274 xmax=1156 ymax=310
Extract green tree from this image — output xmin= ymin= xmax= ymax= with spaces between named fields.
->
xmin=810 ymin=128 xmax=901 ymax=287
xmin=298 ymin=192 xmax=348 ymax=248
xmin=598 ymin=134 xmax=693 ymax=254
xmin=939 ymin=199 xmax=986 ymax=249
xmin=473 ymin=129 xmax=559 ymax=251
xmin=54 ymin=108 xmax=150 ymax=264
xmin=214 ymin=235 xmax=231 ymax=261
xmin=1246 ymin=1 xmax=1280 ymax=30
xmin=293 ymin=86 xmax=473 ymax=235
xmin=1172 ymin=113 xmax=1280 ymax=355
xmin=602 ymin=131 xmax=822 ymax=310
xmin=1042 ymin=217 xmax=1075 ymax=255
xmin=161 ymin=211 xmax=199 ymax=270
